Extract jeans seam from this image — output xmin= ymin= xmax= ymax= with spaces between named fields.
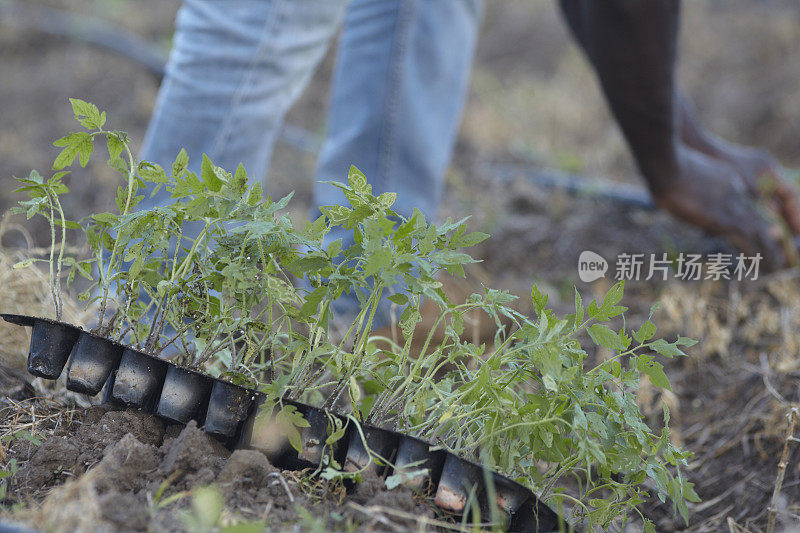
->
xmin=376 ymin=0 xmax=417 ymax=194
xmin=210 ymin=0 xmax=287 ymax=165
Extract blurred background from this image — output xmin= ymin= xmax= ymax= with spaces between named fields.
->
xmin=1 ymin=1 xmax=800 ymax=530
xmin=3 ymin=0 xmax=799 ymax=292
xmin=1 ymin=0 xmax=798 ymax=227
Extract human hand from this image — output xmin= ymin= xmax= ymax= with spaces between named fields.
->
xmin=651 ymin=145 xmax=791 ymax=271
xmin=701 ymin=140 xmax=800 ymax=238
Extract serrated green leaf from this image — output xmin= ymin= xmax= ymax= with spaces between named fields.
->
xmin=53 ymin=132 xmax=94 ymax=169
xmin=363 ymin=247 xmax=391 ymax=277
xmin=588 ymin=323 xmax=626 ymax=351
xmin=70 ymin=98 xmax=105 ymax=129
xmin=637 ymin=354 xmax=671 ymax=390
xmin=106 ymin=134 xmax=124 ymax=161
xmin=300 ymin=286 xmax=326 ymax=319
xmin=377 ymin=191 xmax=397 ymax=208
xmin=530 ymin=284 xmax=548 ymax=317
xmin=633 ymin=320 xmax=657 ymax=344
xmin=650 ymin=339 xmax=686 ymax=358
xmin=200 ymin=154 xmax=223 ymax=192
xmin=348 ymin=165 xmax=369 ymax=194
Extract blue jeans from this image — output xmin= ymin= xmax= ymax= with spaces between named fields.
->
xmin=140 ymin=0 xmax=481 ymax=328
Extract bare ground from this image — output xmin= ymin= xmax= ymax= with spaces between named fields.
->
xmin=2 ymin=0 xmax=800 ymax=531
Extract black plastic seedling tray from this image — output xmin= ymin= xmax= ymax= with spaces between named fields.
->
xmin=2 ymin=313 xmax=564 ymax=532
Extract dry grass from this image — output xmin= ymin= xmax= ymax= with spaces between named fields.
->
xmin=645 ymin=274 xmax=800 ymax=531
xmin=0 ymin=213 xmax=92 ymax=371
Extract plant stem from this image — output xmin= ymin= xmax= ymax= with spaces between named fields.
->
xmin=46 ymin=198 xmax=58 ymax=319
xmin=767 ymin=406 xmax=799 ymax=533
xmin=98 ymin=136 xmax=137 ymax=329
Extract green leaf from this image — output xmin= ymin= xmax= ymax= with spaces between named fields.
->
xmin=377 ymin=191 xmax=397 ymax=209
xmin=530 ymin=284 xmax=548 ymax=317
xmin=429 ymin=249 xmax=477 ymax=267
xmin=637 ymin=354 xmax=672 ymax=390
xmin=91 ymin=212 xmax=118 ymax=225
xmin=387 ymin=293 xmax=408 ymax=306
xmin=590 ymin=280 xmax=627 ymax=320
xmin=363 ymin=247 xmax=391 ymax=277
xmin=676 ymin=336 xmax=698 ymax=347
xmin=573 ymin=288 xmax=584 ymax=328
xmin=650 ymin=339 xmax=687 ymax=358
xmin=587 ymin=323 xmax=626 ymax=351
xmin=69 ymin=98 xmax=105 ymax=129
xmin=300 ymin=286 xmax=326 ymax=319
xmin=633 ymin=320 xmax=657 ymax=344
xmin=106 ymin=134 xmax=124 ymax=161
xmin=348 ymin=165 xmax=369 ymax=194
xmin=138 ymin=162 xmax=168 ymax=184
xmin=275 ymin=404 xmax=310 ymax=453
xmin=53 ymin=132 xmax=94 ymax=169
xmin=172 ymin=148 xmax=189 ymax=176
xmin=200 ymin=154 xmax=223 ymax=192
xmin=454 ymin=230 xmax=489 ymax=248
xmin=326 ymin=239 xmax=342 ymax=259
xmin=17 ymin=430 xmax=41 ymax=446
xmin=13 ymin=258 xmax=37 ymax=269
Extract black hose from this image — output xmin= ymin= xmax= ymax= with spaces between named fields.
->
xmin=0 ymin=0 xmax=168 ymax=79
xmin=480 ymin=162 xmax=656 ymax=210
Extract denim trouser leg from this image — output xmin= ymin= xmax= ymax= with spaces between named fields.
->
xmin=312 ymin=0 xmax=482 ymax=219
xmin=313 ymin=0 xmax=482 ymax=329
xmin=140 ymin=0 xmax=348 ymax=187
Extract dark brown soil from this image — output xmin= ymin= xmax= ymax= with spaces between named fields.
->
xmin=7 ymin=406 xmax=438 ymax=532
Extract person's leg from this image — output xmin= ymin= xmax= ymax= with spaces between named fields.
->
xmin=312 ymin=0 xmax=482 ymax=219
xmin=140 ymin=0 xmax=348 ymax=190
xmin=310 ymin=0 xmax=482 ymax=330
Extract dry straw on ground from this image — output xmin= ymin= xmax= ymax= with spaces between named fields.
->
xmin=0 ymin=213 xmax=91 ymax=371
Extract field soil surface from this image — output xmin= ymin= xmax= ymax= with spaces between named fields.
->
xmin=2 ymin=0 xmax=800 ymax=531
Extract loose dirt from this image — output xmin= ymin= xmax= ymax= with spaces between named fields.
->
xmin=6 ymin=407 xmax=438 ymax=532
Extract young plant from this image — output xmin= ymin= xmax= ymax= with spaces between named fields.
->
xmin=257 ymin=169 xmax=700 ymax=530
xmin=10 ymin=101 xmax=698 ymax=529
xmin=10 ymin=170 xmax=79 ymax=321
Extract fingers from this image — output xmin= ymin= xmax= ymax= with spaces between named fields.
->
xmin=654 ymin=147 xmax=789 ymax=271
xmin=714 ymin=144 xmax=800 ymax=237
xmin=764 ymin=170 xmax=800 ymax=236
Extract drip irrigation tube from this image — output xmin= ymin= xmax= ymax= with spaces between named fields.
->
xmin=0 ymin=0 xmax=168 ymax=79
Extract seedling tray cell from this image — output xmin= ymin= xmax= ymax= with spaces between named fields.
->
xmin=1 ymin=314 xmax=82 ymax=379
xmin=66 ymin=332 xmax=124 ymax=395
xmin=155 ymin=365 xmax=213 ymax=424
xmin=394 ymin=434 xmax=447 ymax=493
xmin=434 ymin=453 xmax=489 ymax=516
xmin=344 ymin=425 xmax=400 ymax=476
xmin=203 ymin=380 xmax=256 ymax=441
xmin=112 ymin=348 xmax=169 ymax=411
